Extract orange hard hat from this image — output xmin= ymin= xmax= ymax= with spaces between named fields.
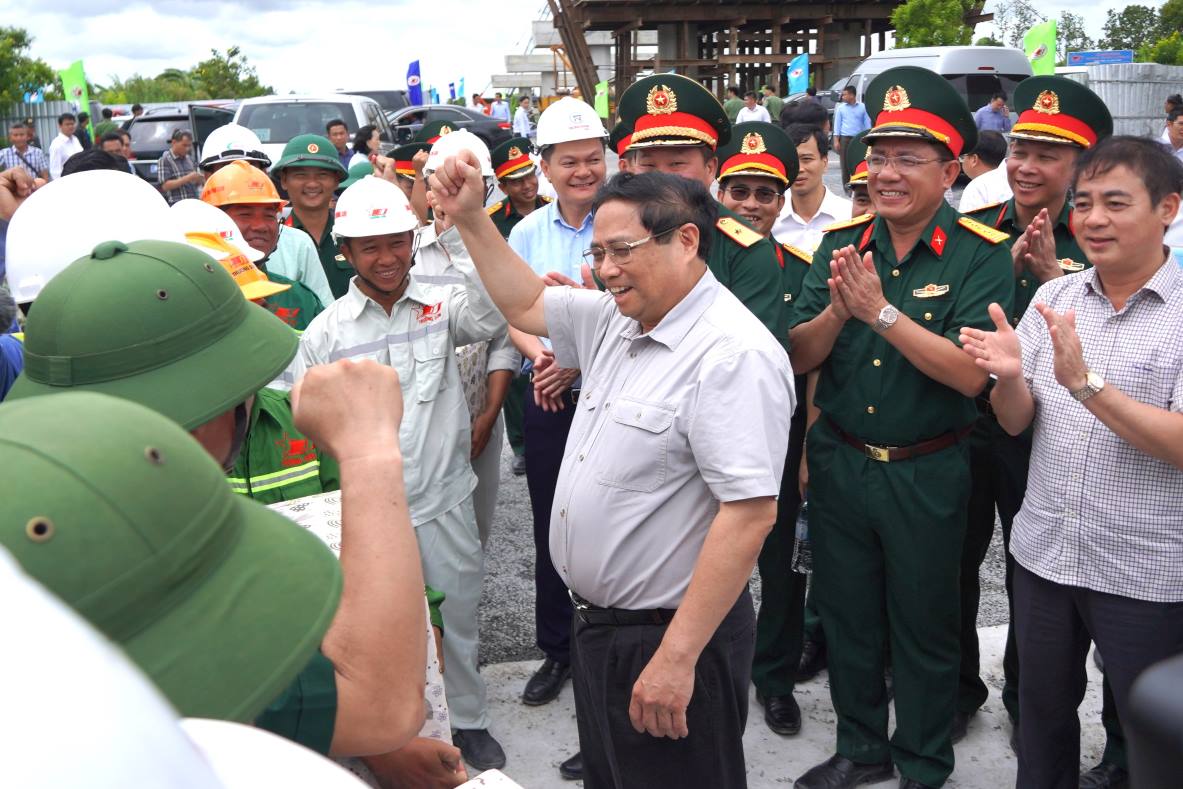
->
xmin=185 ymin=231 xmax=290 ymax=303
xmin=201 ymin=160 xmax=287 ymax=209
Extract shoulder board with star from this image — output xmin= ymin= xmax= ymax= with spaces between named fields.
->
xmin=782 ymin=243 xmax=813 ymax=264
xmin=961 ymin=200 xmax=1005 ymax=216
xmin=716 ymin=216 xmax=763 ymax=248
xmin=486 ymin=201 xmax=504 ymax=216
xmin=540 ymin=195 xmax=553 ymax=203
xmin=957 ymin=216 xmax=1010 ymax=245
xmin=822 ymin=213 xmax=874 ymax=234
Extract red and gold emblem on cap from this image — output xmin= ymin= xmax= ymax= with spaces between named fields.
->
xmin=1033 ymin=90 xmax=1061 ymax=115
xmin=306 ymin=142 xmax=320 ymax=153
xmin=507 ymin=146 xmax=523 ymax=159
xmin=645 ymin=84 xmax=678 ymax=115
xmin=883 ymin=86 xmax=911 ymax=112
xmin=742 ymin=132 xmax=767 ymax=154
xmin=439 ymin=125 xmax=453 ymax=135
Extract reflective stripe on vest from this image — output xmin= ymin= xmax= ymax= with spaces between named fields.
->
xmin=227 ymin=460 xmax=320 ymax=495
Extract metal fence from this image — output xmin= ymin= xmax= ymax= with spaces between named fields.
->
xmin=0 ymin=100 xmax=95 ymax=148
xmin=1058 ymin=63 xmax=1183 ymax=137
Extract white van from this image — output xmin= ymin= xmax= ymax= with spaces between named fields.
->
xmin=844 ymin=46 xmax=1033 ymax=115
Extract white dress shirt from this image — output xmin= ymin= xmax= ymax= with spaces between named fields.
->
xmin=736 ymin=105 xmax=772 ymax=124
xmin=959 ymin=160 xmax=1013 ymax=212
xmin=772 ymin=186 xmax=853 ymax=252
xmin=47 ymin=132 xmax=83 ymax=180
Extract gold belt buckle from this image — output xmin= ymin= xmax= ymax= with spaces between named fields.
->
xmin=864 ymin=443 xmax=891 ymax=463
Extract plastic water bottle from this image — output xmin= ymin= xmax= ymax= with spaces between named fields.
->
xmin=791 ymin=499 xmax=811 ymax=575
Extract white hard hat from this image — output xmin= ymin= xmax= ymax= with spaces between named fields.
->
xmin=424 ymin=128 xmax=494 ymax=177
xmin=199 ymin=124 xmax=271 ymax=171
xmin=535 ymin=97 xmax=608 ymax=147
xmin=332 ymin=175 xmax=419 ymax=240
xmin=6 ymin=170 xmax=184 ymax=304
xmin=170 ymin=199 xmax=265 ymax=263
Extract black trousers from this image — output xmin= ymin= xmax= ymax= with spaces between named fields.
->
xmin=1013 ymin=564 xmax=1183 ymax=789
xmin=572 ymin=590 xmax=756 ymax=789
xmin=523 ymin=385 xmax=577 ymax=664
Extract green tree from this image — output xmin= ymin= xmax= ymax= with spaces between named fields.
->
xmin=191 ymin=46 xmax=271 ymax=99
xmin=1137 ymin=31 xmax=1183 ymax=65
xmin=1099 ymin=6 xmax=1160 ymax=52
xmin=975 ymin=36 xmax=1005 ymax=46
xmin=1160 ymin=0 xmax=1183 ymax=38
xmin=0 ymin=27 xmax=56 ymax=106
xmin=1057 ymin=12 xmax=1094 ymax=64
xmin=992 ymin=0 xmax=1043 ymax=49
xmin=891 ymin=0 xmax=974 ymax=47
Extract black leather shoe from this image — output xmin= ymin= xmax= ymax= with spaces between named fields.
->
xmin=797 ymin=640 xmax=828 ymax=681
xmin=512 ymin=454 xmax=527 ymax=476
xmin=453 ymin=728 xmax=506 ymax=771
xmin=757 ymin=692 xmax=802 ymax=735
xmin=951 ymin=710 xmax=972 ymax=744
xmin=522 ymin=658 xmax=571 ymax=705
xmin=1079 ymin=762 xmax=1129 ymax=789
xmin=899 ymin=780 xmax=937 ymax=789
xmin=794 ymin=754 xmax=894 ymax=789
xmin=559 ymin=751 xmax=583 ymax=780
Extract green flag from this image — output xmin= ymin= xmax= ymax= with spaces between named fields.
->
xmin=1023 ymin=20 xmax=1057 ymax=75
xmin=58 ymin=60 xmax=90 ymax=121
xmin=594 ymin=80 xmax=610 ymax=119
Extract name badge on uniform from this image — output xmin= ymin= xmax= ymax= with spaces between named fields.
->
xmin=912 ymin=283 xmax=950 ymax=298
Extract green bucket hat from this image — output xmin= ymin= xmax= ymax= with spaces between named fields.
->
xmin=340 ymin=160 xmax=374 ymax=189
xmin=270 ymin=134 xmax=348 ymax=179
xmin=8 ymin=239 xmax=298 ymax=430
xmin=0 ymin=391 xmax=342 ymax=722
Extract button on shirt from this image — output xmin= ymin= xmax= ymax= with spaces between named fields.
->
xmin=834 ymin=101 xmax=873 ymax=137
xmin=291 ymin=230 xmax=507 ymax=525
xmin=772 ymin=187 xmax=853 ymax=252
xmin=544 ymin=271 xmax=794 ymax=610
xmin=1012 ymin=258 xmax=1183 ymax=603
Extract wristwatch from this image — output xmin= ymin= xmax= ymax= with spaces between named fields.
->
xmin=874 ymin=304 xmax=899 ymax=333
xmin=1070 ymin=371 xmax=1105 ymax=402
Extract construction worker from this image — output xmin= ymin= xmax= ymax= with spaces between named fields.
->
xmin=290 ymin=174 xmax=508 ymax=771
xmin=272 ymin=134 xmax=350 ymax=299
xmin=614 ymin=73 xmax=786 ymax=341
xmin=198 ymin=123 xmax=273 ymax=174
xmin=789 ymin=67 xmax=1013 ymax=789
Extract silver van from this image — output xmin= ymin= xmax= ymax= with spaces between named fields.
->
xmin=844 ymin=46 xmax=1033 ymax=116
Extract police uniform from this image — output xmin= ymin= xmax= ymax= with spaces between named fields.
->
xmin=271 ymin=135 xmax=350 ymax=298
xmin=790 ymin=68 xmax=1013 ymax=788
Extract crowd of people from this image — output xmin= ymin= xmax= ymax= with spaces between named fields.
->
xmin=0 ymin=63 xmax=1181 ymax=789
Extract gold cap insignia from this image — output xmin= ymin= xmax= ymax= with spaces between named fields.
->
xmin=439 ymin=125 xmax=453 ymax=135
xmin=306 ymin=142 xmax=319 ymax=153
xmin=1033 ymin=90 xmax=1061 ymax=115
xmin=742 ymin=132 xmax=766 ymax=154
xmin=507 ymin=146 xmax=523 ymax=159
xmin=645 ymin=84 xmax=678 ymax=115
xmin=883 ymin=86 xmax=911 ymax=112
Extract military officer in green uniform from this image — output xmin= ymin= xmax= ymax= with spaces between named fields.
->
xmin=614 ymin=73 xmax=786 ymax=340
xmin=844 ymin=129 xmax=873 ymax=217
xmin=715 ymin=121 xmax=811 ymax=736
xmin=789 ymin=67 xmax=1013 ymax=789
xmin=956 ymin=77 xmax=1128 ymax=788
xmin=273 ymin=134 xmax=350 ymax=299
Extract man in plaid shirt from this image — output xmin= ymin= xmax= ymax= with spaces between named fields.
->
xmin=158 ymin=129 xmax=203 ymax=205
xmin=1 ymin=122 xmax=49 ymax=180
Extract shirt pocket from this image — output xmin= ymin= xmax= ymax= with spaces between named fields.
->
xmin=412 ymin=338 xmax=450 ymax=403
xmin=901 ymin=296 xmax=954 ymax=334
xmin=595 ymin=396 xmax=676 ymax=494
xmin=1112 ymin=360 xmax=1176 ymax=409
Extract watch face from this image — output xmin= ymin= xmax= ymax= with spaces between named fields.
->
xmin=1087 ymin=371 xmax=1104 ymax=390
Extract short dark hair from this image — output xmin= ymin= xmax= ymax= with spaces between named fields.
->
xmin=101 ymin=108 xmax=113 ymax=119
xmin=61 ymin=148 xmax=130 ymax=176
xmin=326 ymin=118 xmax=347 ymax=134
xmin=744 ymin=91 xmax=759 ymax=101
xmin=131 ymin=103 xmax=144 ymax=112
xmin=727 ymin=86 xmax=740 ymax=97
xmin=842 ymin=85 xmax=857 ymax=97
xmin=968 ymin=130 xmax=1007 ymax=168
xmin=592 ymin=171 xmax=717 ymax=261
xmin=352 ymin=124 xmax=377 ymax=155
xmin=1169 ymin=107 xmax=1183 ymax=124
xmin=784 ymin=123 xmax=830 ymax=157
xmin=170 ymin=128 xmax=193 ymax=142
xmin=57 ymin=112 xmax=76 ymax=125
xmin=99 ymin=131 xmax=123 ymax=146
xmin=9 ymin=121 xmax=27 ymax=131
xmin=118 ymin=130 xmax=130 ymax=142
xmin=806 ymin=87 xmax=817 ymax=97
xmin=991 ymin=92 xmax=1007 ymax=102
xmin=781 ymin=100 xmax=828 ymax=129
xmin=1074 ymin=135 xmax=1183 ymax=207
xmin=77 ymin=112 xmax=89 ymax=122
xmin=1167 ymin=93 xmax=1183 ymax=110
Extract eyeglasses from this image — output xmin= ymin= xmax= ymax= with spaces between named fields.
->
xmin=721 ymin=184 xmax=782 ymax=204
xmin=865 ymin=154 xmax=949 ymax=174
xmin=582 ymin=226 xmax=678 ymax=269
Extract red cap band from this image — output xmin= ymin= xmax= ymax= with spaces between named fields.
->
xmin=631 ymin=112 xmax=720 ymax=149
xmin=872 ymin=107 xmax=965 ymax=157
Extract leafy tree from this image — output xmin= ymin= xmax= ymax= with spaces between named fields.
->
xmin=191 ymin=46 xmax=271 ymax=99
xmin=1057 ymin=12 xmax=1094 ymax=64
xmin=1099 ymin=6 xmax=1160 ymax=52
xmin=975 ymin=36 xmax=1005 ymax=46
xmin=891 ymin=0 xmax=974 ymax=47
xmin=1137 ymin=31 xmax=1183 ymax=66
xmin=992 ymin=0 xmax=1043 ymax=49
xmin=1160 ymin=0 xmax=1183 ymax=39
xmin=0 ymin=27 xmax=56 ymax=106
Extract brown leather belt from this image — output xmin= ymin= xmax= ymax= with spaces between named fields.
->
xmin=828 ymin=418 xmax=973 ymax=463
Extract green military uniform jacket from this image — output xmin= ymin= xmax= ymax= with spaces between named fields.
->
xmin=711 ymin=204 xmax=788 ymax=341
xmin=264 ymin=271 xmax=325 ymax=332
xmin=790 ymin=202 xmax=1014 ymax=445
xmin=488 ymin=195 xmax=550 ymax=240
xmin=774 ymin=236 xmax=815 ymax=309
xmin=961 ymin=199 xmax=1088 ymax=326
xmin=723 ymin=97 xmax=744 ymax=124
xmin=764 ymin=95 xmax=784 ymax=122
xmin=285 ymin=211 xmax=352 ymax=300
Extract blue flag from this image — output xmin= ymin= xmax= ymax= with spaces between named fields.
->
xmin=429 ymin=86 xmax=440 ymax=104
xmin=448 ymin=82 xmax=456 ymax=101
xmin=407 ymin=61 xmax=423 ymax=105
xmin=787 ymin=53 xmax=809 ymax=94
xmin=458 ymin=77 xmax=466 ymax=103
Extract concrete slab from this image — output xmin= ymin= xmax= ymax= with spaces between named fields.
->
xmin=481 ymin=624 xmax=1109 ymax=788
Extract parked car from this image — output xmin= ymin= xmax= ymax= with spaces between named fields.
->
xmin=339 ymin=89 xmax=410 ymax=114
xmin=233 ymin=94 xmax=396 ymax=164
xmin=782 ymin=89 xmax=840 ymax=126
xmin=121 ymin=104 xmax=235 ymax=184
xmin=385 ymin=104 xmax=513 ymax=149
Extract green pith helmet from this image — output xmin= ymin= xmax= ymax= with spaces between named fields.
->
xmin=615 ymin=73 xmax=732 ymax=151
xmin=340 ymin=160 xmax=374 ymax=189
xmin=1008 ymin=76 xmax=1113 ymax=148
xmin=270 ymin=134 xmax=347 ymax=179
xmin=8 ymin=239 xmax=297 ymax=429
xmin=0 ymin=391 xmax=342 ymax=722
xmin=414 ymin=120 xmax=460 ymax=144
xmin=715 ymin=121 xmax=800 ymax=186
xmin=844 ymin=129 xmax=872 ymax=187
xmin=491 ymin=136 xmax=536 ymax=180
xmin=863 ymin=66 xmax=977 ymax=157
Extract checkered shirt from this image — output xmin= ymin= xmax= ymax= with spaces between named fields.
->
xmin=1012 ymin=256 xmax=1183 ymax=602
xmin=157 ymin=149 xmax=201 ymax=204
xmin=0 ymin=145 xmax=49 ymax=176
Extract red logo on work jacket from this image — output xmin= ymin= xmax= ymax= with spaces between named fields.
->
xmin=276 ymin=433 xmax=318 ymax=467
xmin=272 ymin=306 xmax=300 ymax=327
xmin=416 ymin=302 xmax=444 ymax=324
xmin=930 ymin=226 xmax=947 ymax=256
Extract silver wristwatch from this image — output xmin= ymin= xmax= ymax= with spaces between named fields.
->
xmin=874 ymin=304 xmax=899 ymax=333
xmin=1070 ymin=371 xmax=1105 ymax=402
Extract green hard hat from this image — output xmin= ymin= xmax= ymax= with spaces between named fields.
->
xmin=415 ymin=120 xmax=461 ymax=144
xmin=1009 ymin=76 xmax=1113 ymax=148
xmin=340 ymin=160 xmax=374 ymax=189
xmin=844 ymin=129 xmax=872 ymax=187
xmin=715 ymin=121 xmax=799 ymax=186
xmin=0 ymin=391 xmax=342 ymax=722
xmin=615 ymin=73 xmax=731 ymax=151
xmin=8 ymin=239 xmax=297 ymax=430
xmin=863 ymin=66 xmax=977 ymax=158
xmin=270 ymin=134 xmax=347 ymax=179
